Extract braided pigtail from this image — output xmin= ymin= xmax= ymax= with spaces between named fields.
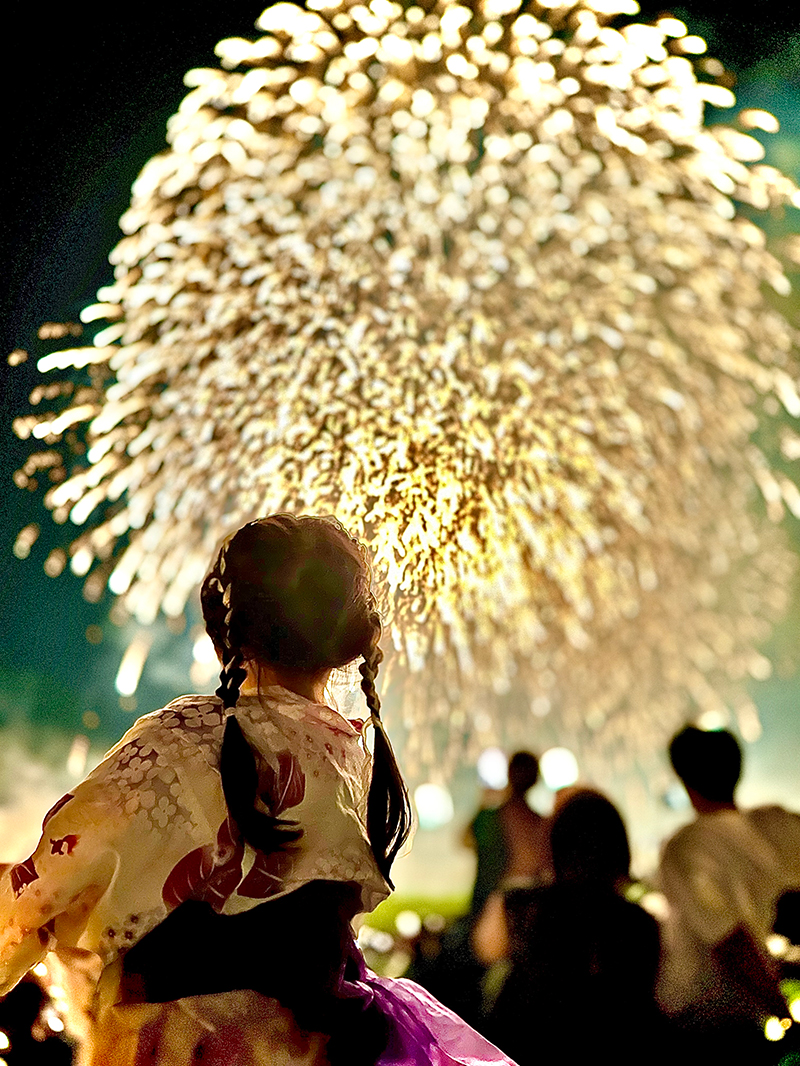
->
xmin=361 ymin=614 xmax=412 ymax=889
xmin=215 ymin=586 xmax=302 ymax=854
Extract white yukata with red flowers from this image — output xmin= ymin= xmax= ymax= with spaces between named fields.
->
xmin=0 ymin=687 xmax=390 ymax=1065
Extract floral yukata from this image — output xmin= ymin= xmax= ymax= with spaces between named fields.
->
xmin=0 ymin=688 xmax=519 ymax=1066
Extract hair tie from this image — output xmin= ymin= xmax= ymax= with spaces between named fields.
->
xmin=367 ymin=713 xmax=384 ymax=732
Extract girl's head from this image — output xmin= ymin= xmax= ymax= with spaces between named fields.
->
xmin=201 ymin=514 xmax=410 ymax=886
xmin=550 ymin=789 xmax=631 ymax=888
xmin=201 ymin=514 xmax=378 ymax=695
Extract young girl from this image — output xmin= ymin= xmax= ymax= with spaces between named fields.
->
xmin=0 ymin=514 xmax=518 ymax=1066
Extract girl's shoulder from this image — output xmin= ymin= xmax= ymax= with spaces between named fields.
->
xmin=103 ymin=694 xmax=226 ymax=765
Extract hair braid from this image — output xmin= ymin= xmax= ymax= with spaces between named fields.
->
xmin=361 ymin=613 xmax=412 ymax=889
xmin=213 ymin=576 xmax=302 ymax=854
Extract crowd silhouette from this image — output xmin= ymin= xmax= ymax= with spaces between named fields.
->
xmin=408 ymin=733 xmax=800 ymax=1066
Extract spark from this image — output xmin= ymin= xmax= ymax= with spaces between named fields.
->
xmin=11 ymin=0 xmax=800 ymax=774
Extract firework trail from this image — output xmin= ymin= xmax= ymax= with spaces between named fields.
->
xmin=12 ymin=0 xmax=800 ymax=773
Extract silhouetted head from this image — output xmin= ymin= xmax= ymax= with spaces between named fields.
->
xmin=550 ymin=789 xmax=631 ymax=887
xmin=508 ymin=751 xmax=539 ymax=796
xmin=669 ymin=726 xmax=742 ymax=804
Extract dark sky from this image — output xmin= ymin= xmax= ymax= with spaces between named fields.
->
xmin=1 ymin=1 xmax=799 ymax=755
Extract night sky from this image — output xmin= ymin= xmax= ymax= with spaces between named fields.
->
xmin=1 ymin=2 xmax=800 ymax=871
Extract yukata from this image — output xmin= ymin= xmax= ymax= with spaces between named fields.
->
xmin=0 ymin=687 xmax=519 ymax=1066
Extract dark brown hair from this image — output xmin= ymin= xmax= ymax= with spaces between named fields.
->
xmin=201 ymin=514 xmax=411 ymax=887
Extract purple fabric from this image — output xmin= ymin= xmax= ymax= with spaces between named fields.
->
xmin=341 ymin=951 xmax=519 ymax=1066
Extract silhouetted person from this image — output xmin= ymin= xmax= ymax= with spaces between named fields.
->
xmin=658 ymin=725 xmax=800 ymax=1063
xmin=485 ymin=789 xmax=663 ymax=1063
xmin=466 ymin=751 xmax=549 ymax=919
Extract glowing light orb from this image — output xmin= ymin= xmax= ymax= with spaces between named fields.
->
xmin=540 ymin=746 xmax=579 ymax=790
xmin=477 ymin=747 xmax=509 ymax=790
xmin=11 ymin=0 xmax=800 ymax=774
xmin=414 ymin=782 xmax=455 ymax=829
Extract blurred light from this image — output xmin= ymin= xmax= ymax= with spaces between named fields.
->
xmin=193 ymin=632 xmax=217 ymax=664
xmin=764 ymin=1017 xmax=788 ymax=1041
xmin=739 ymin=109 xmax=780 ymax=134
xmin=539 ymin=748 xmax=579 ymax=790
xmin=696 ymin=710 xmax=727 ymax=731
xmin=85 ymin=624 xmax=103 ymax=645
xmin=0 ymin=1033 xmax=9 ymax=1052
xmin=82 ymin=711 xmax=100 ymax=730
xmin=477 ymin=748 xmax=508 ymax=790
xmin=790 ymin=999 xmax=800 ymax=1024
xmin=395 ymin=910 xmax=422 ymax=938
xmin=677 ymin=35 xmax=706 ymax=54
xmin=530 ymin=695 xmax=551 ymax=718
xmin=32 ymin=963 xmax=48 ymax=978
xmin=656 ymin=17 xmax=687 ymax=36
xmin=639 ymin=892 xmax=670 ymax=922
xmin=115 ymin=633 xmax=152 ymax=696
xmin=358 ymin=926 xmax=394 ymax=953
xmin=13 ymin=524 xmax=39 ymax=560
xmin=414 ymin=783 xmax=455 ymax=830
xmin=663 ymin=785 xmax=690 ymax=811
xmin=43 ymin=1009 xmax=64 ymax=1034
xmin=768 ymin=934 xmax=790 ymax=958
xmin=67 ymin=735 xmax=90 ymax=778
xmin=423 ymin=913 xmax=446 ymax=933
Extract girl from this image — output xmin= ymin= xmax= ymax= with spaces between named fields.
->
xmin=0 ymin=514 xmax=518 ymax=1066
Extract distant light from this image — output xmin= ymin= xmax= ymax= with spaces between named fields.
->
xmin=414 ymin=783 xmax=455 ymax=830
xmin=656 ymin=17 xmax=687 ymax=36
xmin=67 ymin=735 xmax=90 ymax=779
xmin=639 ymin=892 xmax=670 ymax=922
xmin=32 ymin=962 xmax=48 ymax=978
xmin=358 ymin=926 xmax=394 ymax=953
xmin=663 ymin=785 xmax=690 ymax=811
xmin=677 ymin=35 xmax=706 ymax=54
xmin=423 ymin=913 xmax=446 ymax=933
xmin=790 ymin=998 xmax=800 ymax=1023
xmin=477 ymin=748 xmax=508 ymax=790
xmin=767 ymin=934 xmax=789 ymax=958
xmin=115 ymin=633 xmax=153 ymax=696
xmin=696 ymin=710 xmax=727 ymax=731
xmin=539 ymin=748 xmax=579 ymax=790
xmin=395 ymin=910 xmax=422 ymax=938
xmin=739 ymin=109 xmax=780 ymax=134
xmin=193 ymin=633 xmax=217 ymax=665
xmin=0 ymin=1033 xmax=9 ymax=1052
xmin=764 ymin=1017 xmax=788 ymax=1042
xmin=44 ymin=1009 xmax=64 ymax=1034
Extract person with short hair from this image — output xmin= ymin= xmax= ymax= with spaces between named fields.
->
xmin=658 ymin=725 xmax=800 ymax=1061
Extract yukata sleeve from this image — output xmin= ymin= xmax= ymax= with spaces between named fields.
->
xmin=0 ymin=709 xmax=209 ymax=996
xmin=0 ymin=771 xmax=126 ymax=995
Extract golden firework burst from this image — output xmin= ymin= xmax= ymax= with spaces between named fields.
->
xmin=11 ymin=0 xmax=800 ymax=774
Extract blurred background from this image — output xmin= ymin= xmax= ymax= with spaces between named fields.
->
xmin=0 ymin=1 xmax=799 ymax=948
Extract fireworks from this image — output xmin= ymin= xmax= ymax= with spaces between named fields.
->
xmin=11 ymin=0 xmax=800 ymax=773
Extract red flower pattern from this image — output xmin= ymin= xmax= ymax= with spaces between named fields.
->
xmin=10 ymin=857 xmax=39 ymax=898
xmin=162 ymin=749 xmax=306 ymax=910
xmin=162 ymin=818 xmax=244 ymax=913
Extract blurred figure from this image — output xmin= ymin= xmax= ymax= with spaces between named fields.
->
xmin=658 ymin=726 xmax=800 ymax=1063
xmin=415 ymin=751 xmax=548 ymax=1029
xmin=465 ymin=751 xmax=549 ymax=919
xmin=484 ymin=789 xmax=663 ymax=1063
